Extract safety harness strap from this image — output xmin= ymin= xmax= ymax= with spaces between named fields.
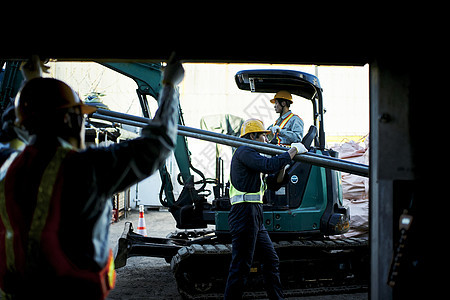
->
xmin=277 ymin=112 xmax=295 ymax=129
xmin=273 ymin=113 xmax=295 ymax=145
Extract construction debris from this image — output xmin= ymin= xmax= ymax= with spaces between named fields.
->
xmin=331 ymin=136 xmax=369 ymax=239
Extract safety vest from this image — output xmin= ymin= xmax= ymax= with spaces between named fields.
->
xmin=229 ymin=149 xmax=266 ymax=205
xmin=0 ymin=146 xmax=116 ymax=299
xmin=229 ymin=182 xmax=265 ymax=205
xmin=273 ymin=112 xmax=298 ymax=146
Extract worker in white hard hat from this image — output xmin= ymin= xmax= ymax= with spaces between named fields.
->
xmin=267 ymin=90 xmax=304 ymax=146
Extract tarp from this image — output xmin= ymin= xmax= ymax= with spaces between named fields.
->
xmin=200 ymin=114 xmax=244 ymax=136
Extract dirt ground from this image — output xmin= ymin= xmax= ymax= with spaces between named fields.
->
xmin=107 ymin=209 xmax=368 ymax=300
xmin=107 ymin=209 xmax=180 ymax=299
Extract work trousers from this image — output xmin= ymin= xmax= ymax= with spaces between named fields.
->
xmin=224 ymin=203 xmax=284 ymax=300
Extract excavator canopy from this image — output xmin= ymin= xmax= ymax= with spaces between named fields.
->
xmin=234 ymin=69 xmax=322 ymax=100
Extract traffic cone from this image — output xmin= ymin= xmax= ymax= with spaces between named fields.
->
xmin=136 ymin=205 xmax=147 ymax=236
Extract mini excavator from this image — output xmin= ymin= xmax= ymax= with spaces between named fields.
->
xmin=0 ymin=61 xmax=369 ymax=299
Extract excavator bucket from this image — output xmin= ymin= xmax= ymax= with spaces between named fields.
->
xmin=114 ymin=222 xmax=184 ymax=269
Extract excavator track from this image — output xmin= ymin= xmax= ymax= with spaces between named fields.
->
xmin=171 ymin=237 xmax=369 ymax=299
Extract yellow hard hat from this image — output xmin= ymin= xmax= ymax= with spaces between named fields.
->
xmin=240 ymin=119 xmax=271 ymax=137
xmin=270 ymin=90 xmax=293 ymax=104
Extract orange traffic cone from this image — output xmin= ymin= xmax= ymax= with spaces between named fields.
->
xmin=136 ymin=205 xmax=147 ymax=236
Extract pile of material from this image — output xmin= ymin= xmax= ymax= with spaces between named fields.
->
xmin=331 ymin=137 xmax=369 ymax=239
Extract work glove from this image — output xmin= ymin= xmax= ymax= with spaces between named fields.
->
xmin=146 ymin=57 xmax=185 ymax=149
xmin=162 ymin=56 xmax=185 ymax=86
xmin=270 ymin=125 xmax=281 ymax=134
xmin=20 ymin=55 xmax=49 ymax=81
xmin=291 ymin=142 xmax=307 ymax=154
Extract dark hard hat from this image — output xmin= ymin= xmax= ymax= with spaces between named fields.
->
xmin=15 ymin=77 xmax=96 ymax=128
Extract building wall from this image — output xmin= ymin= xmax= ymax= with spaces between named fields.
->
xmin=47 ymin=61 xmax=369 ymax=204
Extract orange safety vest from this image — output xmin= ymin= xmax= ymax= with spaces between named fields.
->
xmin=0 ymin=147 xmax=116 ymax=299
xmin=273 ymin=112 xmax=298 ymax=146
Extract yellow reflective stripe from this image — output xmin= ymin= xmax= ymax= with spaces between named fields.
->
xmin=279 ymin=113 xmax=294 ymax=129
xmin=0 ymin=148 xmax=70 ymax=274
xmin=0 ymin=152 xmax=19 ymax=272
xmin=28 ymin=147 xmax=69 ymax=257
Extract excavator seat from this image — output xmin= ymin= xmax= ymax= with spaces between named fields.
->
xmin=301 ymin=125 xmax=317 ymax=150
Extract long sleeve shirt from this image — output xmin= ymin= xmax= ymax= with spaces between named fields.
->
xmin=230 ymin=146 xmax=291 ymax=193
xmin=0 ymin=123 xmax=173 ymax=272
xmin=268 ymin=110 xmax=304 ymax=145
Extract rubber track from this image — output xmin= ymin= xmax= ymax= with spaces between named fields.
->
xmin=171 ymin=237 xmax=368 ymax=299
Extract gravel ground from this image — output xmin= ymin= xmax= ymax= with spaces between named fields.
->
xmin=107 ymin=209 xmax=180 ymax=299
xmin=107 ymin=209 xmax=368 ymax=300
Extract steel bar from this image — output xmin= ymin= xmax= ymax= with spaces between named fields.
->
xmin=90 ymin=109 xmax=369 ymax=177
xmin=95 ymin=108 xmax=149 ymax=124
xmin=89 ymin=114 xmax=148 ymax=128
xmin=177 ymin=129 xmax=369 ymax=177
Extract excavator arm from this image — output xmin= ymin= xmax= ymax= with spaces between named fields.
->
xmin=97 ymin=62 xmax=213 ymax=230
xmin=99 ymin=62 xmax=193 ymax=208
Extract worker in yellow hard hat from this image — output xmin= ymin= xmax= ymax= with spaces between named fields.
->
xmin=224 ymin=118 xmax=306 ymax=300
xmin=239 ymin=118 xmax=270 ymax=138
xmin=267 ymin=90 xmax=304 ymax=146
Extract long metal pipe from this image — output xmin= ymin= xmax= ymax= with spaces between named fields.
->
xmin=90 ymin=108 xmax=369 ymax=177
